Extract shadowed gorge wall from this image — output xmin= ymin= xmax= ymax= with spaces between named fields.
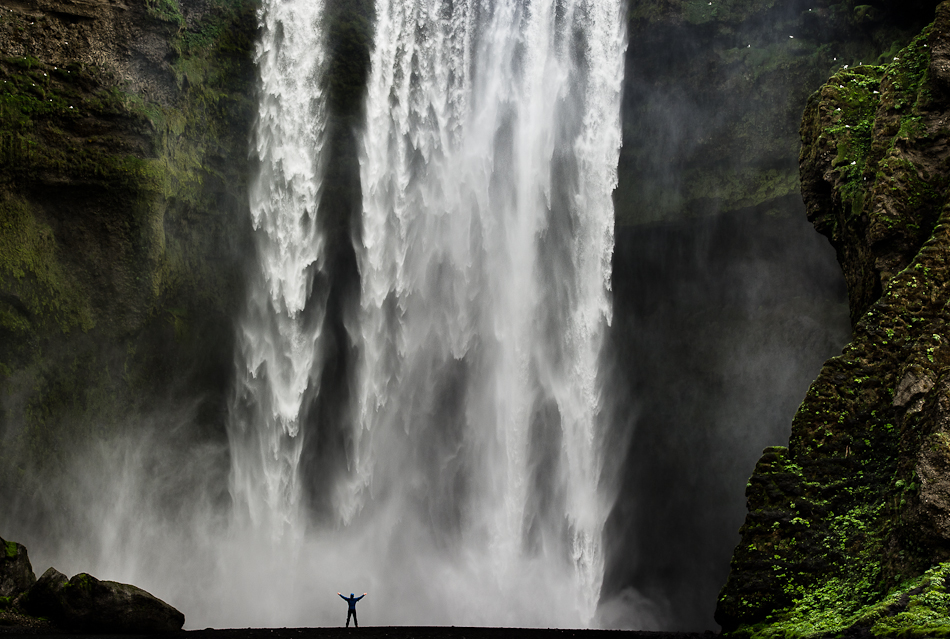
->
xmin=717 ymin=3 xmax=950 ymax=636
xmin=616 ymin=0 xmax=940 ymax=227
xmin=600 ymin=0 xmax=940 ymax=630
xmin=601 ymin=209 xmax=851 ymax=630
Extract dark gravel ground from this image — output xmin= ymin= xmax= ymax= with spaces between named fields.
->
xmin=0 ymin=626 xmax=717 ymax=639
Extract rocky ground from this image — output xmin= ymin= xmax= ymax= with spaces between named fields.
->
xmin=0 ymin=626 xmax=714 ymax=639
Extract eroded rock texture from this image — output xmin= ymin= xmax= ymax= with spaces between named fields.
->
xmin=719 ymin=2 xmax=950 ymax=636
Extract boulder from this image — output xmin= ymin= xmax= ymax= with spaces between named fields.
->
xmin=22 ymin=567 xmax=184 ymax=633
xmin=0 ymin=536 xmax=36 ymax=597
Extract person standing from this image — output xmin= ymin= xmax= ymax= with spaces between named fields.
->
xmin=338 ymin=592 xmax=366 ymax=628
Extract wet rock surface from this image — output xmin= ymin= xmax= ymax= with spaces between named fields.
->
xmin=0 ymin=537 xmax=183 ymax=633
xmin=20 ymin=566 xmax=184 ymax=633
xmin=0 ymin=0 xmax=257 ymax=542
xmin=0 ymin=536 xmax=35 ymax=598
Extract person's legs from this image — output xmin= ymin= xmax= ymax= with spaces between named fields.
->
xmin=354 ymin=611 xmax=359 ymax=628
xmin=346 ymin=610 xmax=354 ymax=627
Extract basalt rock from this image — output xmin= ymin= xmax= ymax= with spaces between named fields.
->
xmin=0 ymin=536 xmax=35 ymax=597
xmin=21 ymin=567 xmax=184 ymax=633
xmin=718 ymin=2 xmax=950 ymax=636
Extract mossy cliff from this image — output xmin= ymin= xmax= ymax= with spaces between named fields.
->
xmin=618 ymin=0 xmax=938 ymax=226
xmin=0 ymin=0 xmax=257 ymax=501
xmin=604 ymin=1 xmax=941 ymax=627
xmin=717 ymin=3 xmax=950 ymax=636
xmin=0 ymin=0 xmax=374 ymax=519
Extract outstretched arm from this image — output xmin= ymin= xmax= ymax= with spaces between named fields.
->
xmin=339 ymin=593 xmax=346 ymax=601
xmin=356 ymin=594 xmax=366 ymax=601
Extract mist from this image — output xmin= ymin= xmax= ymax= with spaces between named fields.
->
xmin=2 ymin=405 xmax=604 ymax=628
xmin=599 ymin=208 xmax=851 ymax=631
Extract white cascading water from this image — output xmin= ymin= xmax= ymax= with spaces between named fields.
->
xmin=226 ymin=0 xmax=625 ymax=628
xmin=227 ymin=0 xmax=329 ymax=537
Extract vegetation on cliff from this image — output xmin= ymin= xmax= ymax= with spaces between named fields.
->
xmin=618 ymin=0 xmax=939 ymax=226
xmin=718 ymin=3 xmax=950 ymax=636
xmin=4 ymin=0 xmax=947 ymax=632
xmin=604 ymin=1 xmax=941 ymax=628
xmin=0 ymin=0 xmax=257 ymax=507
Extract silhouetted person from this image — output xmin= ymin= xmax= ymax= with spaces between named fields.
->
xmin=338 ymin=592 xmax=366 ymax=627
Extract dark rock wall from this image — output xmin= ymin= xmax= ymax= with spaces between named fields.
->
xmin=717 ymin=3 xmax=950 ymax=636
xmin=616 ymin=0 xmax=938 ymax=227
xmin=601 ymin=209 xmax=850 ymax=630
xmin=0 ymin=0 xmax=377 ymax=544
xmin=0 ymin=0 xmax=257 ymax=530
xmin=602 ymin=0 xmax=939 ymax=630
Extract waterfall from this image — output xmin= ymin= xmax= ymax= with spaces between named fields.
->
xmin=227 ymin=0 xmax=329 ymax=536
xmin=227 ymin=0 xmax=625 ymax=626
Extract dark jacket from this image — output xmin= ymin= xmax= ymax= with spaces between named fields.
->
xmin=340 ymin=594 xmax=364 ymax=610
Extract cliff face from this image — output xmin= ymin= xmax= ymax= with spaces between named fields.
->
xmin=0 ymin=0 xmax=257 ymax=503
xmin=604 ymin=1 xmax=940 ymax=628
xmin=617 ymin=0 xmax=938 ymax=226
xmin=718 ymin=3 xmax=950 ymax=635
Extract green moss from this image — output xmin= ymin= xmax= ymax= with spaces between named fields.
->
xmin=750 ymin=500 xmax=890 ymax=638
xmin=743 ymin=563 xmax=950 ymax=639
xmin=797 ymin=20 xmax=948 ymax=326
xmin=0 ymin=56 xmax=167 ymax=191
xmin=0 ymin=0 xmax=255 ymax=491
xmin=0 ymin=194 xmax=94 ymax=336
xmin=818 ymin=65 xmax=883 ymax=207
xmin=683 ymin=0 xmax=720 ymax=25
xmin=628 ymin=0 xmax=797 ymax=27
xmin=822 ymin=29 xmax=929 ymax=202
xmin=684 ymin=166 xmax=800 ymax=212
xmin=145 ymin=0 xmax=184 ymax=27
xmin=66 ymin=573 xmax=94 ymax=590
xmin=4 ymin=540 xmax=16 ymax=558
xmin=727 ymin=23 xmax=950 ymax=617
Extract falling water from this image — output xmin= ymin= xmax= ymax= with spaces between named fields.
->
xmin=227 ymin=0 xmax=329 ymax=536
xmin=227 ymin=0 xmax=625 ymax=627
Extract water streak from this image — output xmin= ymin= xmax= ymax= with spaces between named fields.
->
xmin=350 ymin=0 xmax=626 ymax=624
xmin=227 ymin=0 xmax=329 ymax=537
